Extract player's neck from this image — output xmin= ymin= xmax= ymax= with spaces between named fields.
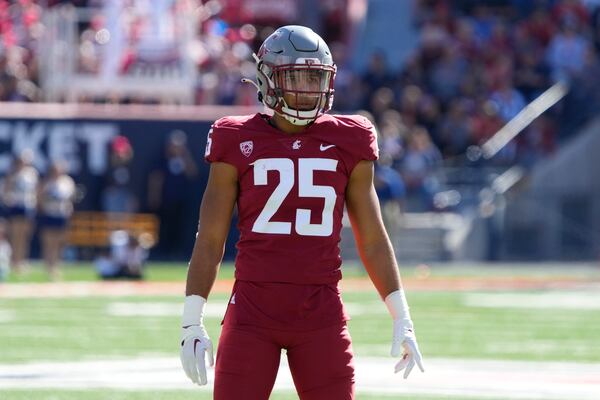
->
xmin=270 ymin=113 xmax=309 ymax=135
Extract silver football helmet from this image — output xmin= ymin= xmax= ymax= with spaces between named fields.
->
xmin=250 ymin=25 xmax=336 ymax=126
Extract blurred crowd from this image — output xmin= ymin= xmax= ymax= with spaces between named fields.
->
xmin=347 ymin=0 xmax=600 ymax=166
xmin=2 ymin=0 xmax=600 ymax=218
xmin=338 ymin=0 xmax=600 ymax=210
xmin=0 ymin=0 xmax=42 ymax=102
xmin=1 ymin=0 xmax=359 ymax=103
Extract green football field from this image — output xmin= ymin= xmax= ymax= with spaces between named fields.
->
xmin=1 ymin=262 xmax=600 ymax=400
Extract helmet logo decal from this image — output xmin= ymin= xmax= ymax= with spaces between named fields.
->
xmin=296 ymin=58 xmax=319 ymax=65
xmin=240 ymin=141 xmax=254 ymax=157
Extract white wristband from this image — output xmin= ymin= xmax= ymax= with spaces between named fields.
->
xmin=384 ymin=289 xmax=411 ymax=321
xmin=182 ymin=295 xmax=207 ymax=327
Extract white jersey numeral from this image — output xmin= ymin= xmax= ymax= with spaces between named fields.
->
xmin=252 ymin=158 xmax=294 ymax=234
xmin=204 ymin=128 xmax=213 ymax=157
xmin=296 ymin=158 xmax=337 ymax=236
xmin=251 ymin=157 xmax=338 ymax=237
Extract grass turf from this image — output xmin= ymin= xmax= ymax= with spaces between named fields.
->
xmin=2 ymin=262 xmax=600 ymax=400
xmin=0 ymin=389 xmax=517 ymax=400
xmin=2 ymin=289 xmax=600 ymax=364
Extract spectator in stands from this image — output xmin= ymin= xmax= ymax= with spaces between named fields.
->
xmin=546 ymin=17 xmax=593 ymax=82
xmin=375 ymin=153 xmax=406 ymax=235
xmin=429 ymin=45 xmax=468 ymax=105
xmin=362 ymin=51 xmax=394 ymax=100
xmin=438 ymin=98 xmax=472 ymax=158
xmin=469 ymin=99 xmax=504 ymax=149
xmin=399 ymin=126 xmax=442 ymax=211
xmin=397 ymin=84 xmax=425 ymax=129
xmin=377 ymin=109 xmax=407 ymax=168
xmin=489 ymin=78 xmax=527 ymax=123
xmin=37 ymin=160 xmax=76 ymax=280
xmin=1 ymin=150 xmax=38 ymax=274
xmin=0 ymin=218 xmax=11 ymax=282
xmin=95 ymin=230 xmax=149 ymax=280
xmin=416 ymin=95 xmax=442 ymax=142
xmin=101 ymin=135 xmax=138 ymax=213
xmin=519 ymin=6 xmax=556 ymax=47
xmin=552 ymin=0 xmax=590 ymax=27
xmin=470 ymin=4 xmax=497 ymax=45
xmin=514 ymin=45 xmax=551 ymax=101
xmin=148 ymin=130 xmax=198 ymax=260
xmin=369 ymin=86 xmax=395 ymax=122
xmin=452 ymin=17 xmax=479 ymax=61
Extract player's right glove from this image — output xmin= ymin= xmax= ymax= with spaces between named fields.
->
xmin=180 ymin=295 xmax=214 ymax=385
xmin=385 ymin=289 xmax=425 ymax=379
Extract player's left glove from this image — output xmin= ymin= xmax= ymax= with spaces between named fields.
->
xmin=180 ymin=295 xmax=214 ymax=386
xmin=385 ymin=289 xmax=425 ymax=379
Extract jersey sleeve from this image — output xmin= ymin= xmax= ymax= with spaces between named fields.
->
xmin=342 ymin=115 xmax=379 ymax=173
xmin=203 ymin=121 xmax=238 ymax=165
xmin=358 ymin=116 xmax=379 ymax=162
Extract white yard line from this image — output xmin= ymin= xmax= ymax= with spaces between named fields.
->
xmin=463 ymin=292 xmax=600 ymax=309
xmin=1 ymin=357 xmax=599 ymax=399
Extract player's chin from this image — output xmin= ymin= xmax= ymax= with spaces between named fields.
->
xmin=286 ymin=96 xmax=319 ymax=111
xmin=292 ymin=100 xmax=319 ymax=111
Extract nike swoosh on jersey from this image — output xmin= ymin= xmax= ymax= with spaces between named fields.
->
xmin=319 ymin=144 xmax=336 ymax=151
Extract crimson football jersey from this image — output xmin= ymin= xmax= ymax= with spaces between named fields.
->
xmin=205 ymin=113 xmax=378 ymax=285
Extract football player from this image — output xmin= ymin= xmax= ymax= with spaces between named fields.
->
xmin=180 ymin=25 xmax=424 ymax=399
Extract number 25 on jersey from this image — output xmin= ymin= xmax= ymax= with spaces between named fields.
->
xmin=252 ymin=158 xmax=337 ymax=237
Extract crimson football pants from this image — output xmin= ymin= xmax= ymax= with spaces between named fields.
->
xmin=214 ymin=322 xmax=355 ymax=400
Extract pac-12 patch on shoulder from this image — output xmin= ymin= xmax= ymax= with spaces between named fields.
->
xmin=240 ymin=141 xmax=253 ymax=157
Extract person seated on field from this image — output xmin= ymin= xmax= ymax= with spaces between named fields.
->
xmin=95 ymin=230 xmax=149 ymax=280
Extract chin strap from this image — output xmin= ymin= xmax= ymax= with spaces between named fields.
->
xmin=282 ymin=114 xmax=314 ymax=126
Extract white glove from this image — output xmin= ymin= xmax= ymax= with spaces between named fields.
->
xmin=180 ymin=295 xmax=214 ymax=385
xmin=385 ymin=290 xmax=425 ymax=379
